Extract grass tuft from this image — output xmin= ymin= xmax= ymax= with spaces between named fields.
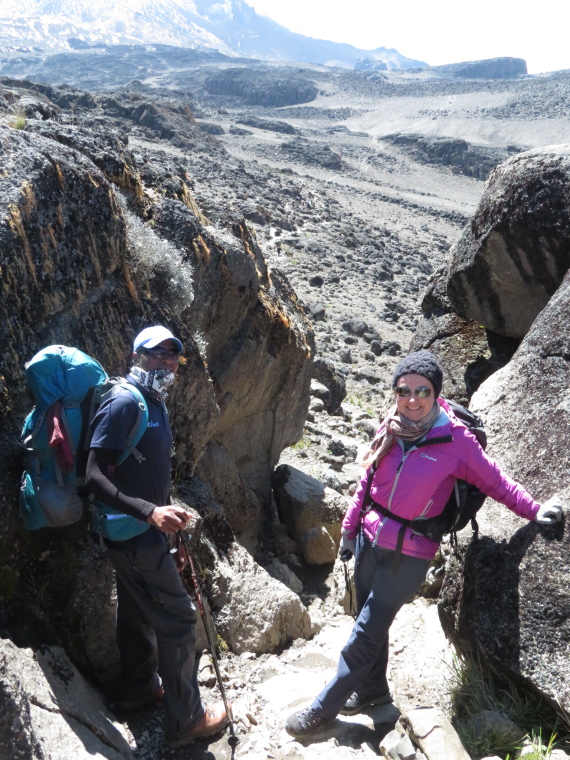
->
xmin=8 ymin=105 xmax=27 ymax=130
xmin=447 ymin=654 xmax=567 ymax=759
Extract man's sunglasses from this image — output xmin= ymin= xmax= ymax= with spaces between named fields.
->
xmin=395 ymin=386 xmax=432 ymax=398
xmin=140 ymin=347 xmax=181 ymax=360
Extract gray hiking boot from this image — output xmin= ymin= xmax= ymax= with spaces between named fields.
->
xmin=285 ymin=706 xmax=333 ymax=737
xmin=339 ymin=690 xmax=392 ymax=716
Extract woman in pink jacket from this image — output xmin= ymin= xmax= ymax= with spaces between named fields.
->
xmin=285 ymin=350 xmax=562 ymax=738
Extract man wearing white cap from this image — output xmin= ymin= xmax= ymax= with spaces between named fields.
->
xmin=86 ymin=325 xmax=228 ymax=748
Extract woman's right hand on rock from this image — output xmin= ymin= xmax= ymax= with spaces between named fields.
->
xmin=535 ymin=500 xmax=564 ymax=525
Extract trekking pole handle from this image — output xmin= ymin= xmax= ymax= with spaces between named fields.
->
xmin=340 ymin=550 xmax=353 ymax=562
xmin=170 ymin=529 xmax=192 ymax=555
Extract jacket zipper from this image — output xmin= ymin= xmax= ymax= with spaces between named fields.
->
xmin=418 ymin=498 xmax=433 ymax=518
xmin=372 ymin=448 xmax=412 ymax=547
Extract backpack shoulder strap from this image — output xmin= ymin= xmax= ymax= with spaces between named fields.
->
xmin=358 ymin=462 xmax=378 ymax=519
xmin=110 ymin=381 xmax=149 ymax=466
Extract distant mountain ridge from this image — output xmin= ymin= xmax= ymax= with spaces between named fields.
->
xmin=0 ymin=0 xmax=427 ymax=70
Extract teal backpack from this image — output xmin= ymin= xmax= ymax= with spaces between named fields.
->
xmin=20 ymin=345 xmax=150 ymax=541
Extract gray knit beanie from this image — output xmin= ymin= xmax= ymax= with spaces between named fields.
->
xmin=392 ymin=350 xmax=443 ymax=398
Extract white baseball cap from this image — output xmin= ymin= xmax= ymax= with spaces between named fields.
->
xmin=133 ymin=325 xmax=183 ymax=353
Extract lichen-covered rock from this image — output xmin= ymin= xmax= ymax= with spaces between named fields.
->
xmin=447 ymin=145 xmax=570 ymax=338
xmin=0 ymin=82 xmax=314 ymax=664
xmin=0 ymin=123 xmax=217 ymax=507
xmin=0 ymin=640 xmax=132 ymax=759
xmin=439 ymin=269 xmax=570 ymax=710
xmin=29 ymin=121 xmax=143 ymax=196
xmin=151 ymin=199 xmax=314 ymax=501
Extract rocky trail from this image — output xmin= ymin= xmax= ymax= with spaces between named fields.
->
xmin=126 ymin=600 xmax=453 ymax=760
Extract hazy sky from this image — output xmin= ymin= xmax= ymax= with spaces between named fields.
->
xmin=247 ymin=0 xmax=569 ymax=75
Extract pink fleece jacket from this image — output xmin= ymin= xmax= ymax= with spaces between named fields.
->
xmin=342 ymin=400 xmax=540 ymax=560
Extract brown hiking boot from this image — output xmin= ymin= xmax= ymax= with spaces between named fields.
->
xmin=167 ymin=702 xmax=229 ymax=748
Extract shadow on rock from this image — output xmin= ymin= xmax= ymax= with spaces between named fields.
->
xmin=439 ymin=516 xmax=566 ymax=681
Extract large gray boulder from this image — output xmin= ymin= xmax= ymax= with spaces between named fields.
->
xmin=175 ymin=479 xmax=316 ymax=654
xmin=0 ymin=640 xmax=132 ymax=759
xmin=298 ymin=526 xmax=337 ymax=565
xmin=438 ymin=269 xmax=570 ymax=709
xmin=194 ymin=440 xmax=263 ymax=553
xmin=61 ymin=541 xmax=121 ymax=684
xmin=272 ymin=464 xmax=346 ymax=547
xmin=312 ymin=357 xmax=347 ymax=413
xmin=411 ymin=266 xmax=518 ymax=404
xmin=210 ymin=543 xmax=313 ymax=654
xmin=152 ymin=197 xmax=315 ymax=503
xmin=447 ymin=145 xmax=570 ymax=338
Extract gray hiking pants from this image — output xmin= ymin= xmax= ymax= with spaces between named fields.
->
xmin=105 ymin=539 xmax=203 ymax=739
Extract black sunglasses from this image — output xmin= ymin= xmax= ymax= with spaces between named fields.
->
xmin=140 ymin=347 xmax=180 ymax=360
xmin=395 ymin=386 xmax=432 ymax=398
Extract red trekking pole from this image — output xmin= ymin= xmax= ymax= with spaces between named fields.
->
xmin=177 ymin=530 xmax=239 ymax=753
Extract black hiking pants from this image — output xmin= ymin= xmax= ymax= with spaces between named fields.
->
xmin=105 ymin=537 xmax=203 ymax=740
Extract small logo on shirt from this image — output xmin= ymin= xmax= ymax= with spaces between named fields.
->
xmin=148 ymin=421 xmax=160 ymax=428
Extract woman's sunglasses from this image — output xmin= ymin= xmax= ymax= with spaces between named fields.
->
xmin=395 ymin=386 xmax=432 ymax=398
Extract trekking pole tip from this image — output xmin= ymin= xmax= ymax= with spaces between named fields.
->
xmin=228 ymin=733 xmax=239 ymax=748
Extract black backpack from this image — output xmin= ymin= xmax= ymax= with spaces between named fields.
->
xmin=361 ymin=400 xmax=487 ymax=547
